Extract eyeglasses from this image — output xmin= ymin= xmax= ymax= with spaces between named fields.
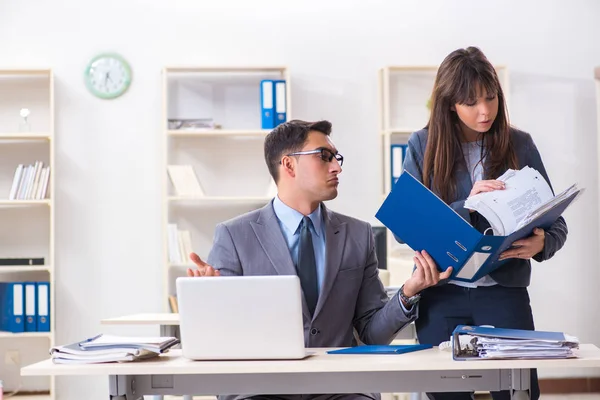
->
xmin=283 ymin=148 xmax=344 ymax=166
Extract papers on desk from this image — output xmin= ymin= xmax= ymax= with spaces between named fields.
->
xmin=50 ymin=334 xmax=180 ymax=364
xmin=452 ymin=325 xmax=579 ymax=361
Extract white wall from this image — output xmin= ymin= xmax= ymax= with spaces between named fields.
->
xmin=1 ymin=0 xmax=599 ymax=398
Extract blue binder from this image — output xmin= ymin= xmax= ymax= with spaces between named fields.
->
xmin=260 ymin=80 xmax=275 ymax=129
xmin=273 ymin=80 xmax=287 ymax=127
xmin=390 ymin=144 xmax=407 ymax=189
xmin=327 ymin=344 xmax=432 ymax=355
xmin=375 ymin=171 xmax=581 ymax=282
xmin=452 ymin=325 xmax=576 ymax=360
xmin=36 ymin=281 xmax=50 ymax=332
xmin=24 ymin=282 xmax=37 ymax=332
xmin=0 ymin=282 xmax=25 ymax=332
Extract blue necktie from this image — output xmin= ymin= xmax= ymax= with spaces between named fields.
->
xmin=298 ymin=216 xmax=318 ymax=316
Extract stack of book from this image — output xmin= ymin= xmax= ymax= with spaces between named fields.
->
xmin=50 ymin=334 xmax=180 ymax=364
xmin=9 ymin=162 xmax=51 ymax=200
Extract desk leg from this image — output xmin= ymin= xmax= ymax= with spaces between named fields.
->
xmin=510 ymin=369 xmax=531 ymax=400
xmin=109 ymin=375 xmax=144 ymax=400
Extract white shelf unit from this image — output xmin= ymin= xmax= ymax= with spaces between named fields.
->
xmin=377 ymin=65 xmax=509 ymax=272
xmin=162 ymin=66 xmax=291 ymax=308
xmin=0 ymin=69 xmax=55 ymax=400
xmin=594 ymin=65 xmax=600 ymax=234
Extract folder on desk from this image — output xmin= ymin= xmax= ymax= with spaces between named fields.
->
xmin=327 ymin=344 xmax=432 ymax=355
xmin=375 ymin=171 xmax=581 ymax=283
xmin=452 ymin=325 xmax=579 ymax=360
xmin=0 ymin=282 xmax=25 ymax=332
xmin=260 ymin=80 xmax=275 ymax=129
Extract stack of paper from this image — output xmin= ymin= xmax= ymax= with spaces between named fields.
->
xmin=50 ymin=334 xmax=180 ymax=364
xmin=464 ymin=166 xmax=584 ymax=236
xmin=476 ymin=336 xmax=579 ymax=359
xmin=452 ymin=325 xmax=579 ymax=360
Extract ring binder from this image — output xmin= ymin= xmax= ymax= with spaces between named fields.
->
xmin=375 ymin=171 xmax=582 ymax=283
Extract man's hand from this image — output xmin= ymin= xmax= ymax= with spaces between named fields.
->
xmin=498 ymin=228 xmax=545 ymax=261
xmin=403 ymin=250 xmax=453 ymax=297
xmin=186 ymin=252 xmax=220 ymax=277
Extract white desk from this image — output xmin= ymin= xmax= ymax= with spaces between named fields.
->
xmin=21 ymin=345 xmax=600 ymax=400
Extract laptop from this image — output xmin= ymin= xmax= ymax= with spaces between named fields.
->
xmin=176 ymin=275 xmax=307 ymax=360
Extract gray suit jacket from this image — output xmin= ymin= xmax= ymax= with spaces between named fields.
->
xmin=403 ymin=127 xmax=568 ymax=287
xmin=207 ymin=201 xmax=415 ymax=348
xmin=207 ymin=202 xmax=414 ymax=400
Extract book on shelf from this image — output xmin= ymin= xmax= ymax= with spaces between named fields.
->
xmin=0 ymin=281 xmax=50 ymax=332
xmin=8 ymin=161 xmax=51 ymax=200
xmin=167 ymin=165 xmax=204 ymax=197
xmin=168 ymin=295 xmax=179 ymax=313
xmin=0 ymin=257 xmax=44 ymax=266
xmin=167 ymin=223 xmax=194 ymax=265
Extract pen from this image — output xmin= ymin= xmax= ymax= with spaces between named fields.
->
xmin=80 ymin=333 xmax=102 ymax=344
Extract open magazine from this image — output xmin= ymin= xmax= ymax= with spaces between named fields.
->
xmin=464 ymin=166 xmax=584 ymax=236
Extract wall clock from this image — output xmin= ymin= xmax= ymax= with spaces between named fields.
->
xmin=84 ymin=53 xmax=132 ymax=99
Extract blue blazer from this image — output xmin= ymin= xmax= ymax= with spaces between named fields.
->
xmin=402 ymin=127 xmax=568 ymax=287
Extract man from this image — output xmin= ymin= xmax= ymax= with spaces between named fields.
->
xmin=187 ymin=120 xmax=452 ymax=400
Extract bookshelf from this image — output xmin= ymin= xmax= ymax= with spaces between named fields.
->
xmin=377 ymin=65 xmax=509 ymax=275
xmin=0 ymin=69 xmax=55 ymax=400
xmin=161 ymin=66 xmax=291 ymax=309
xmin=594 ymin=65 xmax=600 ymax=236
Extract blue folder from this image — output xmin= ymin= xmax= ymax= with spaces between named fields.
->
xmin=451 ymin=325 xmax=577 ymax=360
xmin=260 ymin=80 xmax=276 ymax=129
xmin=327 ymin=344 xmax=432 ymax=355
xmin=375 ymin=171 xmax=581 ymax=283
xmin=273 ymin=80 xmax=287 ymax=127
xmin=0 ymin=282 xmax=25 ymax=333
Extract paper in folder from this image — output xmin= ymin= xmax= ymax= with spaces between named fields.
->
xmin=452 ymin=325 xmax=579 ymax=360
xmin=327 ymin=344 xmax=432 ymax=355
xmin=375 ymin=171 xmax=582 ymax=283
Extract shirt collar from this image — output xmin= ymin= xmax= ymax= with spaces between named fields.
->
xmin=273 ymin=196 xmax=323 ymax=236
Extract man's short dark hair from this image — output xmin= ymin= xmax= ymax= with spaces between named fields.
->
xmin=264 ymin=119 xmax=332 ymax=182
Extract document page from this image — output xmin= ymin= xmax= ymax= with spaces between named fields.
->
xmin=464 ymin=167 xmax=554 ymax=235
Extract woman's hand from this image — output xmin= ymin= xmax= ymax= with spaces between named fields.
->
xmin=469 ymin=180 xmax=505 ymax=197
xmin=498 ymin=228 xmax=545 ymax=261
xmin=467 ymin=180 xmax=506 ymax=213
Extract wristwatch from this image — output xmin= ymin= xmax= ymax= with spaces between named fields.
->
xmin=399 ymin=284 xmax=421 ymax=306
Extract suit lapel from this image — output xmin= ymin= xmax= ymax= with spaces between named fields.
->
xmin=250 ymin=202 xmax=311 ymax=320
xmin=313 ymin=205 xmax=346 ymax=319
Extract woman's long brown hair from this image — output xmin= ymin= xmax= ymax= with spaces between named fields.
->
xmin=423 ymin=46 xmax=518 ymax=203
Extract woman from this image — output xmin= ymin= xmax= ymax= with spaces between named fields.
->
xmin=402 ymin=47 xmax=568 ymax=400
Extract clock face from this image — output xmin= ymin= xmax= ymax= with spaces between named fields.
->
xmin=85 ymin=53 xmax=132 ymax=99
